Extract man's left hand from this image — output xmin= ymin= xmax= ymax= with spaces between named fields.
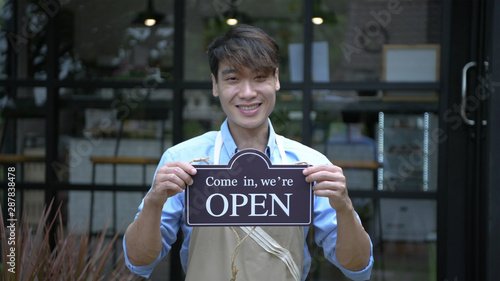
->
xmin=303 ymin=165 xmax=352 ymax=212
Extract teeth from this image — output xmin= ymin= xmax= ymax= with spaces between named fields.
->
xmin=239 ymin=104 xmax=259 ymax=110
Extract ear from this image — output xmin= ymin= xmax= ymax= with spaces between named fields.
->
xmin=211 ymin=73 xmax=219 ymax=97
xmin=274 ymin=68 xmax=281 ymax=91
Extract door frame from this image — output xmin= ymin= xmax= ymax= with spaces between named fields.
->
xmin=485 ymin=0 xmax=500 ymax=279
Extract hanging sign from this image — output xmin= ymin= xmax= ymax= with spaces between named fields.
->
xmin=185 ymin=149 xmax=313 ymax=226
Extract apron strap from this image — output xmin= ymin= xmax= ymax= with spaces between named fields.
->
xmin=213 ymin=131 xmax=300 ymax=281
xmin=240 ymin=226 xmax=302 ymax=281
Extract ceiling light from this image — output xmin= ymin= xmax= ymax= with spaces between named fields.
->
xmin=226 ymin=18 xmax=238 ymax=26
xmin=312 ymin=0 xmax=336 ymax=26
xmin=132 ymin=0 xmax=165 ymax=27
xmin=312 ymin=17 xmax=324 ymax=25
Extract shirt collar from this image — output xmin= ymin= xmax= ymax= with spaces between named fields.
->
xmin=220 ymin=118 xmax=277 ymax=158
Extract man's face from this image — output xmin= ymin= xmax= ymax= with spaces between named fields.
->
xmin=212 ymin=62 xmax=280 ymax=131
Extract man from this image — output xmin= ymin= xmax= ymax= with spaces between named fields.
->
xmin=124 ymin=24 xmax=373 ymax=281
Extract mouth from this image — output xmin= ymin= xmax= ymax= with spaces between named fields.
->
xmin=237 ymin=103 xmax=261 ymax=110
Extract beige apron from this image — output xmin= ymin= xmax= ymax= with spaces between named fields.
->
xmin=185 ymin=132 xmax=304 ymax=281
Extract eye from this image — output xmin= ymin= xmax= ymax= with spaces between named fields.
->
xmin=255 ymin=75 xmax=267 ymax=81
xmin=225 ymin=76 xmax=238 ymax=82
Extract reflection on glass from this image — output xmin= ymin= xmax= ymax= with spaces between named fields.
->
xmin=183 ymin=90 xmax=225 ymax=140
xmin=313 ymin=0 xmax=442 ymax=82
xmin=0 ymin=1 xmax=13 ymax=79
xmin=57 ymin=87 xmax=172 ymax=236
xmin=184 ymin=0 xmax=303 ymax=81
xmin=4 ymin=0 xmax=50 ymax=79
xmin=0 ymin=87 xmax=46 ymax=188
xmin=59 ymin=0 xmax=174 ymax=81
xmin=378 ymin=112 xmax=438 ymax=191
xmin=311 ymin=90 xmax=380 ymax=193
xmin=371 ymin=199 xmax=437 ymax=280
xmin=273 ymin=90 xmax=303 ymax=141
xmin=311 ymin=197 xmax=437 ymax=280
xmin=57 ymin=88 xmax=172 ymax=184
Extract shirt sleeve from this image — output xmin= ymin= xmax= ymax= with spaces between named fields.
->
xmin=123 ymin=150 xmax=185 ymax=278
xmin=313 ymin=196 xmax=374 ymax=281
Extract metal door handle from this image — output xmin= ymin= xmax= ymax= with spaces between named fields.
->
xmin=461 ymin=61 xmax=476 ymax=126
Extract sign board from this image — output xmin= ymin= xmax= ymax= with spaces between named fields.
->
xmin=185 ymin=149 xmax=313 ymax=226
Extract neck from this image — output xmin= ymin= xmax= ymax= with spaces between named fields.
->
xmin=227 ymin=121 xmax=269 ymax=153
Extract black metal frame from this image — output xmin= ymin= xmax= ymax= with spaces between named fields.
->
xmin=486 ymin=1 xmax=500 ymax=279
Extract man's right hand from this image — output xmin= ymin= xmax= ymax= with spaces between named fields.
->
xmin=145 ymin=161 xmax=197 ymax=208
xmin=125 ymin=161 xmax=197 ymax=267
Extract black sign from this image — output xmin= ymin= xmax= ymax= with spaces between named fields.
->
xmin=185 ymin=149 xmax=313 ymax=226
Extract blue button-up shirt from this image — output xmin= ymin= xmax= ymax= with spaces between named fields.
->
xmin=124 ymin=119 xmax=374 ymax=281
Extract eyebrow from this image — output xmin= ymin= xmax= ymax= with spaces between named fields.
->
xmin=220 ymin=68 xmax=237 ymax=76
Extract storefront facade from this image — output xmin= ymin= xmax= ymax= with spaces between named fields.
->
xmin=1 ymin=0 xmax=499 ymax=280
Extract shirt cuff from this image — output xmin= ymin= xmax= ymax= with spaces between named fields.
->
xmin=123 ymin=234 xmax=160 ymax=278
xmin=335 ymin=254 xmax=374 ymax=281
xmin=331 ymin=244 xmax=374 ymax=281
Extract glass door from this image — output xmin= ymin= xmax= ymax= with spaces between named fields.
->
xmin=307 ymin=1 xmax=442 ymax=280
xmin=438 ymin=0 xmax=500 ymax=280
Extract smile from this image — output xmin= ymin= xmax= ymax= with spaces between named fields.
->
xmin=238 ymin=104 xmax=260 ymax=110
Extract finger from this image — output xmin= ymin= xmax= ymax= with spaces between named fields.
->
xmin=161 ymin=162 xmax=197 ymax=185
xmin=304 ymin=170 xmax=345 ymax=184
xmin=313 ymin=188 xmax=339 ymax=198
xmin=164 ymin=161 xmax=197 ymax=176
xmin=312 ymin=180 xmax=345 ymax=191
xmin=303 ymin=164 xmax=342 ymax=176
xmin=155 ymin=170 xmax=190 ymax=190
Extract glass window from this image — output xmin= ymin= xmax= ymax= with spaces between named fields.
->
xmin=311 ymin=89 xmax=379 ymax=165
xmin=374 ymin=199 xmax=437 ymax=280
xmin=184 ymin=0 xmax=304 ymax=82
xmin=0 ymin=86 xmax=47 ymax=226
xmin=309 ymin=199 xmax=437 ymax=280
xmin=312 ymin=91 xmax=438 ymax=192
xmin=0 ymin=87 xmax=47 ymax=158
xmin=312 ymin=0 xmax=442 ymax=82
xmin=183 ymin=90 xmax=225 ymax=140
xmin=0 ymin=1 xmax=446 ymax=279
xmin=274 ymin=90 xmax=303 ymax=141
xmin=0 ymin=0 xmax=13 ymax=79
xmin=308 ymin=197 xmax=379 ymax=280
xmin=5 ymin=0 xmax=50 ymax=79
xmin=378 ymin=112 xmax=439 ymax=192
xmin=58 ymin=87 xmax=172 ymax=234
xmin=56 ymin=87 xmax=172 ymax=184
xmin=68 ymin=188 xmax=145 ymax=234
xmin=60 ymin=0 xmax=174 ymax=81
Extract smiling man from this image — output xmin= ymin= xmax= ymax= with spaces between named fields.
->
xmin=123 ymin=24 xmax=373 ymax=281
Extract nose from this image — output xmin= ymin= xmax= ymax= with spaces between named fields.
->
xmin=238 ymin=80 xmax=257 ymax=99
